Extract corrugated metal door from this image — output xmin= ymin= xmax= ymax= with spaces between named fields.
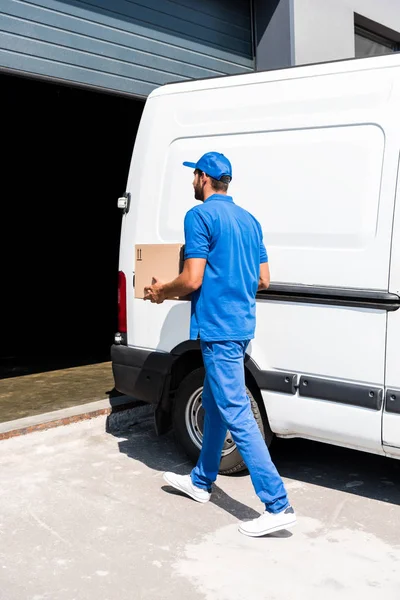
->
xmin=0 ymin=0 xmax=254 ymax=97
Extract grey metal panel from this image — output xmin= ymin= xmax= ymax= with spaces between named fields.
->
xmin=1 ymin=0 xmax=243 ymax=75
xmin=0 ymin=12 xmax=225 ymax=80
xmin=0 ymin=0 xmax=253 ymax=96
xmin=0 ymin=49 xmax=156 ymax=96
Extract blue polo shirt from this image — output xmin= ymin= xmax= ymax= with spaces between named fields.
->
xmin=184 ymin=194 xmax=268 ymax=342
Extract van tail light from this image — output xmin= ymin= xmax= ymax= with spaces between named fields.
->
xmin=118 ymin=271 xmax=127 ymax=333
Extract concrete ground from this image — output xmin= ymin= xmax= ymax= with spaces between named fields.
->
xmin=0 ymin=409 xmax=399 ymax=600
xmin=0 ymin=362 xmax=115 ymax=423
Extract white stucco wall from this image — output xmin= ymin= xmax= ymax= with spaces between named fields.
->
xmin=292 ymin=0 xmax=400 ymax=65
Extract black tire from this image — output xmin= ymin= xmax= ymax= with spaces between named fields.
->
xmin=172 ymin=367 xmax=273 ymax=475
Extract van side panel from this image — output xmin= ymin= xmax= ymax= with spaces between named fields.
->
xmin=253 ymin=302 xmax=385 ymax=454
xmin=153 ymin=69 xmax=396 ymax=292
xmin=121 ymin=59 xmax=400 ymax=456
xmin=125 ymin=66 xmax=399 ymax=350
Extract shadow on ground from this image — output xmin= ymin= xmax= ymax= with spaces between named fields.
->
xmin=108 ymin=405 xmax=400 ymax=511
xmin=107 ymin=406 xmax=260 ymax=520
xmin=273 ymin=437 xmax=400 ymax=506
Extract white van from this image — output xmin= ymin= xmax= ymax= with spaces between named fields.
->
xmin=112 ymin=53 xmax=400 ymax=473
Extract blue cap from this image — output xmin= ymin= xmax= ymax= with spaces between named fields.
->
xmin=183 ymin=151 xmax=232 ymax=181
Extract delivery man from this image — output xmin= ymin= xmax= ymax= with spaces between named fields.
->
xmin=144 ymin=151 xmax=295 ymax=537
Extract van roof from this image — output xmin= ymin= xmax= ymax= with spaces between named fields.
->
xmin=150 ymin=52 xmax=400 ymax=99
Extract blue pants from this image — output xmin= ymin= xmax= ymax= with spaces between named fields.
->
xmin=191 ymin=340 xmax=289 ymax=514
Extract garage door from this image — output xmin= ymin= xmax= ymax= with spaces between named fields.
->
xmin=0 ymin=0 xmax=254 ymax=97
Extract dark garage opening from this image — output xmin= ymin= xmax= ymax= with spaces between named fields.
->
xmin=1 ymin=73 xmax=144 ymax=379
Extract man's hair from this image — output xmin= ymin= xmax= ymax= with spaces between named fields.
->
xmin=195 ymin=168 xmax=231 ymax=193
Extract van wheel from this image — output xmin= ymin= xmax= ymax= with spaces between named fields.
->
xmin=172 ymin=367 xmax=272 ymax=475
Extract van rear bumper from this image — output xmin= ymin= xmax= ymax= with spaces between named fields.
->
xmin=111 ymin=344 xmax=175 ymax=406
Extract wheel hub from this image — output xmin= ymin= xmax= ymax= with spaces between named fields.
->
xmin=185 ymin=387 xmax=237 ymax=457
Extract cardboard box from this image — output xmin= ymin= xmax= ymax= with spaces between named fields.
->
xmin=134 ymin=243 xmax=184 ymax=299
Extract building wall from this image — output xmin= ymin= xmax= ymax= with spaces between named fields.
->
xmin=255 ymin=0 xmax=400 ymax=71
xmin=254 ymin=0 xmax=294 ymax=71
xmin=293 ymin=0 xmax=400 ymax=65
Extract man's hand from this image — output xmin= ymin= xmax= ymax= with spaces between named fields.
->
xmin=144 ymin=278 xmax=166 ymax=304
xmin=143 ymin=259 xmax=206 ymax=304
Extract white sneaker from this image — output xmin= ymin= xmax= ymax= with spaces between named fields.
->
xmin=239 ymin=506 xmax=296 ymax=537
xmin=163 ymin=472 xmax=211 ymax=504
